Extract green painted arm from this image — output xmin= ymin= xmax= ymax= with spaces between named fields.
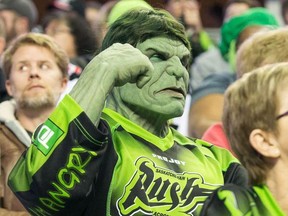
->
xmin=69 ymin=43 xmax=153 ymax=126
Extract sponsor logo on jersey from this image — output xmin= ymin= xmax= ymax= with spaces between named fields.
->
xmin=152 ymin=153 xmax=186 ymax=166
xmin=117 ymin=157 xmax=220 ymax=215
xmin=33 ymin=119 xmax=64 ymax=155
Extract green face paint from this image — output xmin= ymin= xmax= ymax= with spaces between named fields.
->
xmin=119 ymin=37 xmax=190 ymax=120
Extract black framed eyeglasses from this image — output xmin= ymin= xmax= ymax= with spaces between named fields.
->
xmin=276 ymin=110 xmax=288 ymax=120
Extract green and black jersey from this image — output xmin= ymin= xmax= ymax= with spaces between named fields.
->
xmin=8 ymin=95 xmax=247 ymax=216
xmin=200 ymin=184 xmax=285 ymax=216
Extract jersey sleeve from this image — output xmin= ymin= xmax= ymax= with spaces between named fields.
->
xmin=8 ymin=95 xmax=110 ymax=215
xmin=200 ymin=184 xmax=256 ymax=216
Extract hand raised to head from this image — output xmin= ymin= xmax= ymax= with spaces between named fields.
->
xmin=97 ymin=43 xmax=154 ymax=88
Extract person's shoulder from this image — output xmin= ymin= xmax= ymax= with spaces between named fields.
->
xmin=192 ymin=47 xmax=229 ymax=68
xmin=206 ymin=72 xmax=236 ymax=84
xmin=194 ymin=46 xmax=221 ymax=60
xmin=0 ymin=100 xmax=16 ymax=120
xmin=190 ymin=72 xmax=235 ymax=101
xmin=194 ymin=72 xmax=235 ymax=94
xmin=200 ymin=184 xmax=254 ymax=216
xmin=200 ymin=183 xmax=281 ymax=216
xmin=207 ymin=183 xmax=253 ymax=203
xmin=216 ymin=183 xmax=250 ymax=194
xmin=190 ymin=47 xmax=233 ymax=91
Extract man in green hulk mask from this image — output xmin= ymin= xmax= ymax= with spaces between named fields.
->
xmin=8 ymin=9 xmax=247 ymax=216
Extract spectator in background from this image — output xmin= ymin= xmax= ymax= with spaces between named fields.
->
xmin=201 ymin=27 xmax=288 ymax=153
xmin=164 ymin=0 xmax=214 ymax=60
xmin=190 ymin=0 xmax=260 ymax=92
xmin=43 ymin=0 xmax=99 ymax=97
xmin=200 ymin=63 xmax=288 ymax=216
xmin=42 ymin=12 xmax=98 ymax=71
xmin=48 ymin=0 xmax=86 ymax=17
xmin=85 ymin=1 xmax=102 ymax=36
xmin=191 ymin=26 xmax=268 ymax=142
xmin=0 ymin=32 xmax=68 ymax=215
xmin=189 ymin=0 xmax=261 ymax=93
xmin=223 ymin=0 xmax=261 ymax=21
xmin=189 ymin=7 xmax=278 ymax=138
xmin=0 ymin=0 xmax=38 ymax=46
xmin=184 ymin=0 xmax=260 ymax=137
xmin=93 ymin=0 xmax=117 ymax=46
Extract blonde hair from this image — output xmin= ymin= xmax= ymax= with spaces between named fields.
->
xmin=2 ymin=32 xmax=69 ymax=79
xmin=223 ymin=62 xmax=288 ymax=184
xmin=236 ymin=27 xmax=288 ymax=78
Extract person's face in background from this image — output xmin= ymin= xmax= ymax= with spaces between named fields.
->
xmin=0 ymin=9 xmax=29 ymax=45
xmin=45 ymin=19 xmax=77 ymax=59
xmin=165 ymin=0 xmax=202 ymax=30
xmin=5 ymin=45 xmax=67 ymax=109
xmin=224 ymin=3 xmax=250 ymax=22
xmin=165 ymin=0 xmax=199 ymax=19
xmin=272 ymin=86 xmax=288 ymax=160
xmin=85 ymin=4 xmax=101 ymax=31
xmin=0 ymin=10 xmax=18 ymax=43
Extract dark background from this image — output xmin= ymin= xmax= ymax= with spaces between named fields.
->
xmin=33 ymin=0 xmax=265 ymax=28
